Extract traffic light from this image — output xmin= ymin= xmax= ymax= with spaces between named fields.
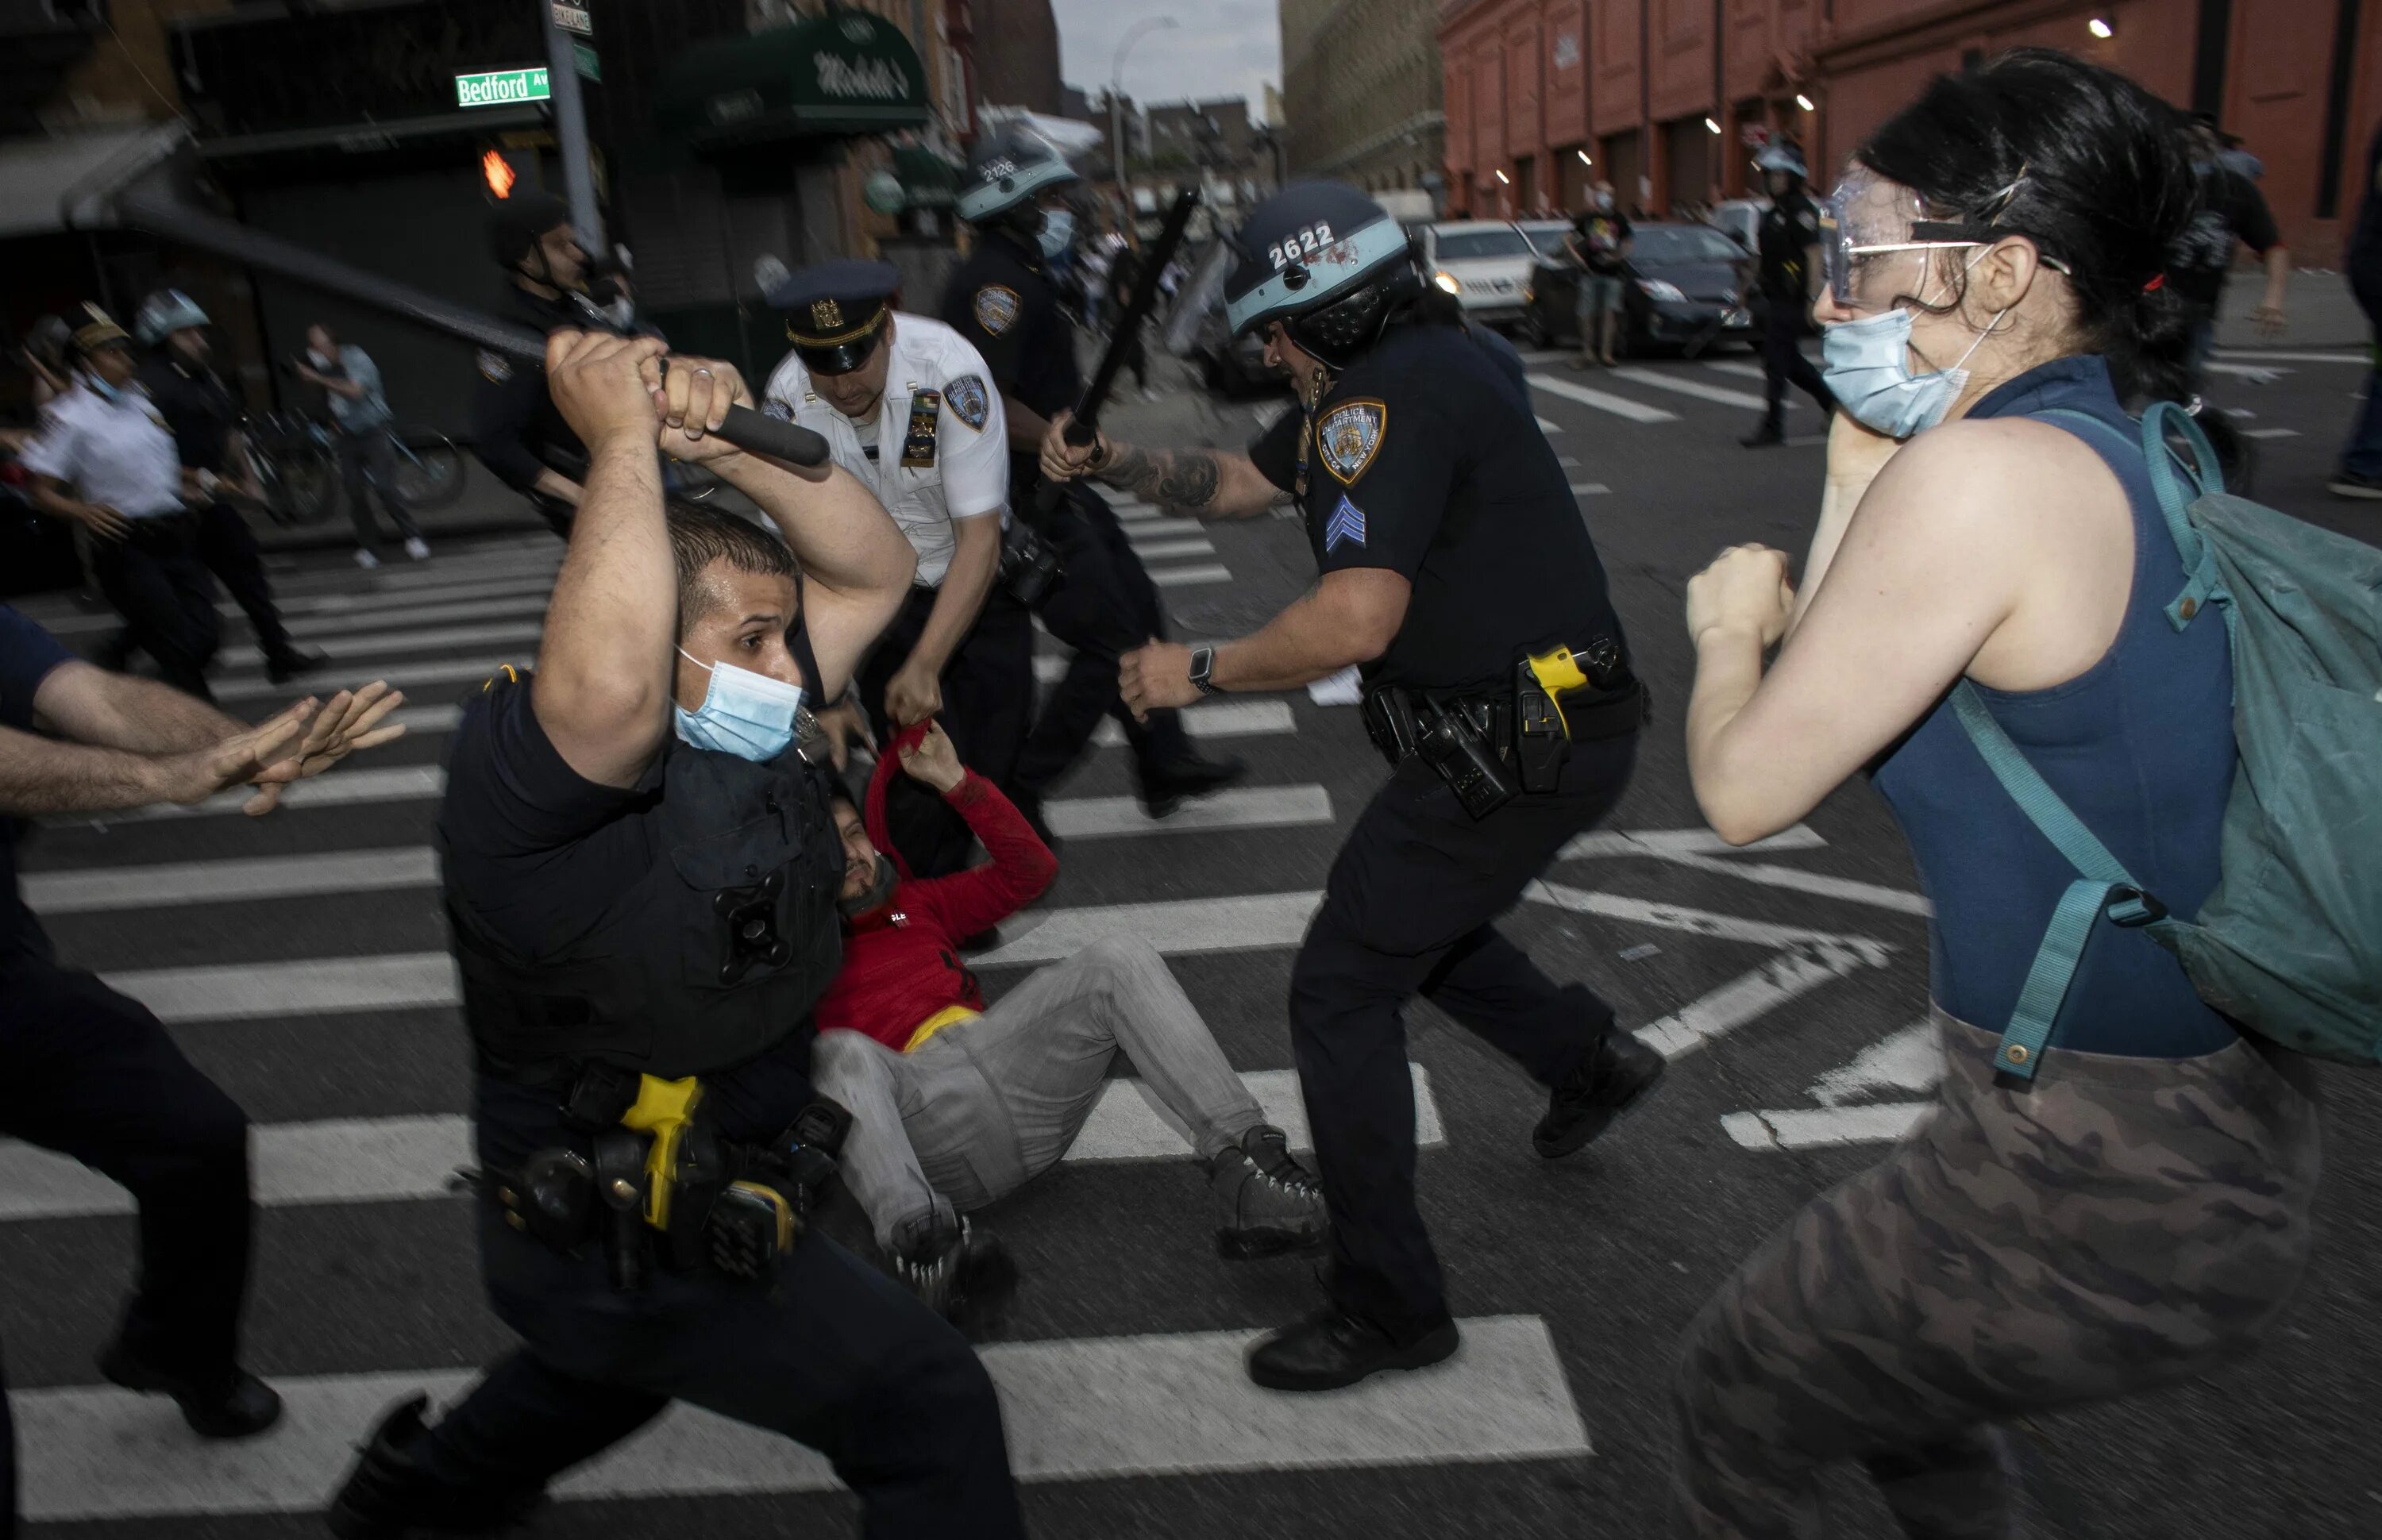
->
xmin=482 ymin=146 xmax=518 ymax=199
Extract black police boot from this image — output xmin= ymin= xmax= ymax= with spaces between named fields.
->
xmin=1208 ymin=1125 xmax=1329 ymax=1260
xmin=1738 ymin=421 xmax=1786 ymax=449
xmin=1137 ymin=752 xmax=1246 ymax=819
xmin=266 ymin=645 xmax=330 ymax=685
xmin=892 ymin=1216 xmax=1019 ymax=1337
xmin=1532 ymin=1028 xmax=1667 ymax=1159
xmin=326 ymin=1393 xmax=548 ymax=1538
xmin=1246 ymin=1307 xmax=1460 ymax=1392
xmin=95 ymin=1338 xmax=282 ymax=1439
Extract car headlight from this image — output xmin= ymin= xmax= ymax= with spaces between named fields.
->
xmin=1433 ymin=270 xmax=1461 ymax=295
xmin=1638 ymin=279 xmax=1687 ymax=302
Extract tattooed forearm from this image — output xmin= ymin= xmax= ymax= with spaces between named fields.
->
xmin=1098 ymin=442 xmax=1223 ymax=514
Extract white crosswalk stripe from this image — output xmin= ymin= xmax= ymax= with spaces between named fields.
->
xmin=1527 ymin=372 xmax=1680 ymax=422
xmin=1148 ymin=562 xmax=1233 ymax=587
xmin=215 ymin=619 xmax=545 ymax=672
xmin=16 ymin=1315 xmax=1582 ymax=1523
xmin=0 ymin=1064 xmax=1443 ymax=1221
xmin=1605 ymin=365 xmax=1779 ymax=411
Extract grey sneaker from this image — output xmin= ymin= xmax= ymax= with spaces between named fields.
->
xmin=1208 ymin=1124 xmax=1329 ymax=1260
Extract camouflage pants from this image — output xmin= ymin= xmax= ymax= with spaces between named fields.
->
xmin=1672 ymin=1008 xmax=2322 ymax=1538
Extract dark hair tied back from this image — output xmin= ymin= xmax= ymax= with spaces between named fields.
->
xmin=1856 ymin=48 xmax=2201 ymax=408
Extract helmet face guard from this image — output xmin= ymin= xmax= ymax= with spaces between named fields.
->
xmin=1224 ymin=215 xmax=1413 ymax=340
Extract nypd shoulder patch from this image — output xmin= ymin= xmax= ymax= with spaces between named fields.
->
xmin=974 ymin=285 xmax=1022 ymax=337
xmin=945 ymin=373 xmax=990 ymax=430
xmin=761 ymin=396 xmax=796 ymax=422
xmin=1316 ymin=398 xmax=1387 ymax=485
xmin=1324 ymin=494 xmax=1366 ymax=553
xmin=476 ymin=349 xmax=512 ymax=383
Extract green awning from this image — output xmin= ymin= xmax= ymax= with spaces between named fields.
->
xmin=892 ymin=144 xmax=961 ymax=207
xmin=655 ymin=10 xmax=929 ymax=148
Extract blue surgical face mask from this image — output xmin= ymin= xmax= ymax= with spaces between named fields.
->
xmin=1038 ymin=209 xmax=1077 ymax=260
xmin=673 ymin=648 xmax=807 ymax=763
xmin=85 ymin=372 xmax=124 ymax=404
xmin=1819 ymin=302 xmax=2004 ymax=440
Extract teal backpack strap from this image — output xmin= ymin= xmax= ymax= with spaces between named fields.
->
xmin=2035 ymin=404 xmax=2223 ymax=633
xmin=1948 ymin=683 xmax=2168 ymax=1080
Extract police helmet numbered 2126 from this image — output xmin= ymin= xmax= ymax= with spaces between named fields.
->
xmin=956 ymin=128 xmax=1079 ymax=227
xmin=1223 ymin=183 xmax=1418 ymax=369
xmin=133 ymin=289 xmax=210 ymax=346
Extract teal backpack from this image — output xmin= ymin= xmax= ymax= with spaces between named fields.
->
xmin=1951 ymin=399 xmax=2382 ymax=1080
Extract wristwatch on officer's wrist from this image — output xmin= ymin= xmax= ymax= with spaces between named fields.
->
xmin=1189 ymin=646 xmax=1221 ymax=696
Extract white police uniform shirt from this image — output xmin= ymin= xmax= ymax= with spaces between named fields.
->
xmin=17 ymin=379 xmax=186 ymax=520
xmin=761 ymin=313 xmax=1007 ymax=588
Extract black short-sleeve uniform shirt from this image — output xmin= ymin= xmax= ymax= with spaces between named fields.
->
xmin=939 ymin=231 xmax=1081 ymax=424
xmin=2170 ymin=164 xmax=2284 ymax=315
xmin=2 ymin=605 xmax=77 ymax=963
xmin=440 ymin=674 xmax=817 ymax=1167
xmin=1756 ymin=188 xmax=1823 ymax=299
xmin=137 ymin=356 xmax=237 ymax=475
xmin=468 ymin=287 xmax=649 ymax=495
xmin=1571 ymin=210 xmax=1633 ymax=274
xmin=1247 ymin=321 xmax=1625 ymax=693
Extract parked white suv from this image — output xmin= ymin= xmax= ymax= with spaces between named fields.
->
xmin=1420 ymin=221 xmax=1538 ymax=328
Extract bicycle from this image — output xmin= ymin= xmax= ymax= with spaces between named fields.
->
xmin=239 ymin=415 xmax=465 ymax=523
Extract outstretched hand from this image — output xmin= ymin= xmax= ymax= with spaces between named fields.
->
xmin=240 ymin=681 xmax=409 ymax=814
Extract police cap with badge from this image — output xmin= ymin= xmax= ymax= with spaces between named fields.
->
xmin=768 ymin=258 xmax=899 ymax=375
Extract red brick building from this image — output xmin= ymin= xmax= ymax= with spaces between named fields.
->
xmin=1440 ymin=0 xmax=2382 ymax=265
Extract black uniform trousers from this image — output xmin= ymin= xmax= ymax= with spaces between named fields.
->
xmin=193 ymin=502 xmax=295 ymax=663
xmin=1289 ymin=732 xmax=1638 ymax=1339
xmin=91 ymin=514 xmax=221 ymax=699
xmin=0 ymin=954 xmax=256 ymax=1530
xmin=857 ymin=583 xmax=1035 ymax=877
xmin=1015 ymin=484 xmax=1193 ymax=795
xmin=1756 ymin=299 xmax=1836 ymax=434
xmin=413 ymin=1204 xmax=1024 ymax=1540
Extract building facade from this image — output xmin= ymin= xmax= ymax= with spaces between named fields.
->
xmin=969 ymin=0 xmax=1063 ymax=114
xmin=1281 ymin=0 xmax=1447 ymax=196
xmin=1440 ymin=0 xmax=2381 ymax=266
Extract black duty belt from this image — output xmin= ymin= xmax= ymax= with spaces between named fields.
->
xmin=1362 ymin=643 xmax=1648 ymax=820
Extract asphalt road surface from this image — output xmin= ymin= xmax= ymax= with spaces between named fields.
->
xmin=6 ymin=340 xmax=2380 ymax=1539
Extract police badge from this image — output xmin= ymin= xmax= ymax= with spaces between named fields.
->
xmin=1315 ymin=398 xmax=1386 ymax=485
xmin=974 ymin=285 xmax=1022 ymax=337
xmin=476 ymin=348 xmax=512 ymax=383
xmin=946 ymin=373 xmax=990 ymax=430
xmin=810 ymin=298 xmax=846 ymax=333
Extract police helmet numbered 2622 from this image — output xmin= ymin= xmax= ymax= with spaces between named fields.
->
xmin=1222 ymin=183 xmax=1419 ymax=369
xmin=955 ymin=127 xmax=1079 ymax=226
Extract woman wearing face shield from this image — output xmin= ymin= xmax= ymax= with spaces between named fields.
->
xmin=1671 ymin=50 xmax=2321 ymax=1536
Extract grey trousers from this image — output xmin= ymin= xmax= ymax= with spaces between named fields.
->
xmin=1671 ymin=1008 xmax=2322 ymax=1538
xmin=813 ymin=934 xmax=1269 ymax=1252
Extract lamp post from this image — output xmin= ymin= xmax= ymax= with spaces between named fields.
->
xmin=1111 ymin=15 xmax=1179 ymax=197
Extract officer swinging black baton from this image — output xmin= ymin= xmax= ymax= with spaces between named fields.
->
xmin=67 ymin=139 xmax=830 ymax=469
xmin=1031 ymin=184 xmax=1203 ymax=519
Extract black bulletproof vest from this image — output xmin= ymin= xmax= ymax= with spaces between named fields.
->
xmin=449 ymin=741 xmax=844 ymax=1083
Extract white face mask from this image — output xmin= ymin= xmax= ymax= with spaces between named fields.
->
xmin=673 ymin=648 xmax=809 ymax=763
xmin=307 ymin=348 xmax=333 ymax=370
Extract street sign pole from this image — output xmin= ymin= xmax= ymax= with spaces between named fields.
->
xmin=540 ymin=0 xmax=603 ymax=251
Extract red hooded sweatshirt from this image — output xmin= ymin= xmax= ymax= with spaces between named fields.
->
xmin=812 ymin=722 xmax=1058 ymax=1052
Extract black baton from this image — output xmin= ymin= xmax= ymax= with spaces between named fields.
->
xmin=98 ymin=183 xmax=829 ymax=468
xmin=1032 ymin=185 xmax=1202 ymax=518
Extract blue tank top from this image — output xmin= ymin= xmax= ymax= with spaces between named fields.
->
xmin=1869 ymin=355 xmax=2238 ymax=1057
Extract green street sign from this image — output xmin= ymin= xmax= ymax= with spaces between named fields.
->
xmin=572 ymin=41 xmax=599 ymax=82
xmin=456 ymin=67 xmax=551 ymax=109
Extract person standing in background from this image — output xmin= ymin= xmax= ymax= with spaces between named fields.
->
xmin=2332 ymin=119 xmax=2382 ymax=501
xmin=295 ymin=323 xmax=428 ymax=569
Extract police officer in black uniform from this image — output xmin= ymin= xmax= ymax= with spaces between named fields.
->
xmin=1043 ymin=183 xmax=1668 ymax=1392
xmin=1742 ymin=144 xmax=1838 ymax=448
xmin=468 ymin=191 xmax=632 ymax=534
xmin=939 ymin=129 xmax=1242 ymax=833
xmin=328 ymin=332 xmax=1023 ymax=1537
xmin=132 ymin=291 xmax=325 ymax=684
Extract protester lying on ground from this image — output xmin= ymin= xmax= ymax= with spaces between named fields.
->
xmin=811 ymin=719 xmax=1328 ymax=1329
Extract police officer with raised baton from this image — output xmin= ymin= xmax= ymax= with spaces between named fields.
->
xmin=761 ymin=259 xmax=1033 ymax=876
xmin=326 ymin=331 xmax=1023 ymax=1537
xmin=1042 ymin=183 xmax=1669 ymax=1392
xmin=941 ymin=128 xmax=1242 ymax=835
